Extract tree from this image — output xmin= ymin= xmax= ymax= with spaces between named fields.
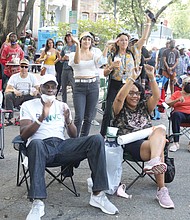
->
xmin=167 ymin=0 xmax=190 ymax=39
xmin=0 ymin=0 xmax=36 ymax=45
xmin=101 ymin=0 xmax=179 ymax=37
xmin=57 ymin=19 xmax=130 ymax=51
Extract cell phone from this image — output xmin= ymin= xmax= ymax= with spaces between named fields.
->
xmin=145 ymin=9 xmax=156 ymax=23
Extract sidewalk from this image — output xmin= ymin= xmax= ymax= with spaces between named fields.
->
xmin=0 ymin=92 xmax=190 ymax=220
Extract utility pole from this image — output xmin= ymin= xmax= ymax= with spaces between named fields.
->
xmin=72 ymin=0 xmax=79 ymax=11
xmin=71 ymin=0 xmax=80 ymax=37
xmin=114 ymin=0 xmax=117 ymax=20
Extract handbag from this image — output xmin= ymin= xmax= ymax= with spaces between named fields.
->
xmin=40 ymin=67 xmax=46 ymax=76
xmin=164 ymin=143 xmax=175 ymax=183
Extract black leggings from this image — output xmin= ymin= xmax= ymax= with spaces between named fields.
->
xmin=100 ymin=79 xmax=123 ymax=137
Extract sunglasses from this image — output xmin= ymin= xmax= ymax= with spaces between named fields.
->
xmin=20 ymin=66 xmax=28 ymax=69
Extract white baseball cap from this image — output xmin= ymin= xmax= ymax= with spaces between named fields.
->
xmin=40 ymin=75 xmax=58 ymax=86
xmin=26 ymin=29 xmax=32 ymax=34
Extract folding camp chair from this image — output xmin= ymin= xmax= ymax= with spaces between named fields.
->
xmin=12 ymin=135 xmax=80 ymax=197
xmin=0 ymin=78 xmax=13 ymax=159
xmin=123 ymin=151 xmax=157 ymax=190
xmin=168 ymin=111 xmax=190 ymax=144
xmin=97 ymin=76 xmax=107 ymax=115
xmin=0 ymin=109 xmax=13 ymax=159
xmin=106 ymin=132 xmax=156 ymax=190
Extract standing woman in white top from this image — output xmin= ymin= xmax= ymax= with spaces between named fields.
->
xmin=69 ymin=32 xmax=108 ymax=137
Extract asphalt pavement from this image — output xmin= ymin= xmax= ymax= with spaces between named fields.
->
xmin=0 ymin=89 xmax=190 ymax=220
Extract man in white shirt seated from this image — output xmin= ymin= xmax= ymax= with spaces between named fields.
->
xmin=4 ymin=58 xmax=39 ymax=125
xmin=20 ymin=75 xmax=118 ymax=219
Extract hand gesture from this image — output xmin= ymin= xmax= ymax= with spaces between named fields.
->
xmin=178 ymin=96 xmax=185 ymax=103
xmin=112 ymin=58 xmax=121 ymax=70
xmin=64 ymin=108 xmax=71 ymax=124
xmin=14 ymin=89 xmax=22 ymax=97
xmin=144 ymin=64 xmax=155 ymax=80
xmin=131 ymin=66 xmax=142 ymax=80
xmin=71 ymin=36 xmax=80 ymax=46
xmin=106 ymin=39 xmax=118 ymax=45
xmin=41 ymin=101 xmax=52 ymax=119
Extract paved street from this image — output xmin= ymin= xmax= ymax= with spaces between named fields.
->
xmin=1 ymin=90 xmax=190 ymax=220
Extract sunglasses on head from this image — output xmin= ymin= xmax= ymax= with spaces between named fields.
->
xmin=20 ymin=66 xmax=28 ymax=69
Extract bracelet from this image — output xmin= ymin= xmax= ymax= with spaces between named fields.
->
xmin=146 ymin=23 xmax=151 ymax=25
xmin=128 ymin=77 xmax=135 ymax=83
xmin=66 ymin=120 xmax=72 ymax=127
xmin=149 ymin=77 xmax=156 ymax=82
xmin=35 ymin=119 xmax=42 ymax=125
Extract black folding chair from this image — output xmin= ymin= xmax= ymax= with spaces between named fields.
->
xmin=123 ymin=151 xmax=157 ymax=190
xmin=168 ymin=110 xmax=190 ymax=144
xmin=12 ymin=135 xmax=80 ymax=197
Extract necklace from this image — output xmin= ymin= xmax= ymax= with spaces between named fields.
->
xmin=120 ymin=53 xmax=127 ymax=75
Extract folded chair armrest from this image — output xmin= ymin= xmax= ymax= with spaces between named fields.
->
xmin=12 ymin=135 xmax=26 ymax=151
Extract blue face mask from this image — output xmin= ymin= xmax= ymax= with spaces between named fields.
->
xmin=57 ymin=45 xmax=63 ymax=51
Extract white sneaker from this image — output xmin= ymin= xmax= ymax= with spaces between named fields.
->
xmin=169 ymin=142 xmax=179 ymax=152
xmin=91 ymin=120 xmax=100 ymax=126
xmin=89 ymin=191 xmax=119 ymax=215
xmin=26 ymin=199 xmax=45 ymax=220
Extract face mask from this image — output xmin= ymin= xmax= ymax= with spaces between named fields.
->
xmin=57 ymin=45 xmax=63 ymax=51
xmin=41 ymin=94 xmax=56 ymax=103
xmin=11 ymin=41 xmax=17 ymax=45
xmin=184 ymin=83 xmax=190 ymax=93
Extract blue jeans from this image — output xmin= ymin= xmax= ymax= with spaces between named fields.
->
xmin=26 ymin=135 xmax=108 ymax=199
xmin=171 ymin=111 xmax=190 ymax=142
xmin=73 ymin=81 xmax=99 ymax=137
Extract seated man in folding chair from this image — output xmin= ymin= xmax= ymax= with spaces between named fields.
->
xmin=112 ymin=64 xmax=174 ymax=209
xmin=20 ymin=75 xmax=118 ymax=220
xmin=166 ymin=76 xmax=190 ymax=152
xmin=4 ymin=58 xmax=39 ymax=125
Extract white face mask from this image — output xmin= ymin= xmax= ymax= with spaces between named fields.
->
xmin=41 ymin=94 xmax=56 ymax=103
xmin=57 ymin=45 xmax=63 ymax=51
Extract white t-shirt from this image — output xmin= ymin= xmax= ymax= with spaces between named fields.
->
xmin=7 ymin=72 xmax=39 ymax=95
xmin=20 ymin=99 xmax=72 ymax=145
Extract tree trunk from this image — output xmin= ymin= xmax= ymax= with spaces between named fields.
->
xmin=0 ymin=0 xmax=36 ymax=45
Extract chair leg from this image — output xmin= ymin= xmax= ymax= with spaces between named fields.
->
xmin=45 ymin=166 xmax=80 ymax=197
xmin=16 ymin=151 xmax=30 ymax=192
xmin=124 ymin=160 xmax=156 ymax=190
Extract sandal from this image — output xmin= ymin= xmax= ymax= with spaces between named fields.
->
xmin=144 ymin=162 xmax=167 ymax=175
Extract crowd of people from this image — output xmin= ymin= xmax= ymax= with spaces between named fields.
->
xmin=2 ymin=12 xmax=190 ymax=219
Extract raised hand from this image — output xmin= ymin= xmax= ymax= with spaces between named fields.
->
xmin=131 ymin=66 xmax=142 ymax=80
xmin=144 ymin=64 xmax=155 ymax=80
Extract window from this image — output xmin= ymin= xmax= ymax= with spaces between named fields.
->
xmin=81 ymin=12 xmax=89 ymax=20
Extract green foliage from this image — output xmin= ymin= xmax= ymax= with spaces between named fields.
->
xmin=167 ymin=0 xmax=190 ymax=39
xmin=57 ymin=22 xmax=71 ymax=38
xmin=57 ymin=19 xmax=130 ymax=50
